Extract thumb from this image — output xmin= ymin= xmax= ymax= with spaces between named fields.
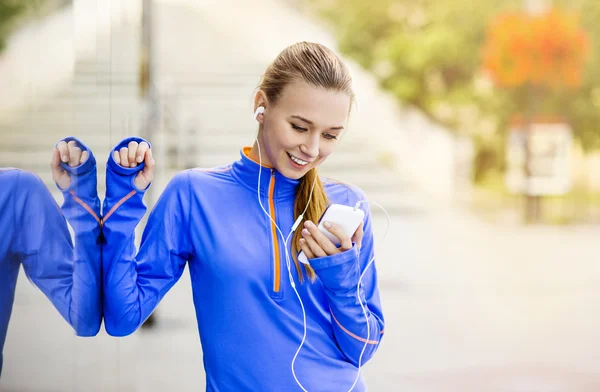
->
xmin=134 ymin=149 xmax=154 ymax=190
xmin=51 ymin=149 xmax=63 ymax=179
xmin=51 ymin=148 xmax=70 ymax=189
xmin=143 ymin=148 xmax=155 ymax=183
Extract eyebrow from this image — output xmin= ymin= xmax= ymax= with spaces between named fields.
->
xmin=290 ymin=115 xmax=344 ymax=130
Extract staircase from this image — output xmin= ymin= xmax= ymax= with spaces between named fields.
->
xmin=150 ymin=3 xmax=426 ymax=216
xmin=0 ymin=18 xmax=142 ymax=201
xmin=0 ymin=1 xmax=428 ymax=217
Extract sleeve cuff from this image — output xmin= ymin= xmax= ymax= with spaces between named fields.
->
xmin=106 ymin=137 xmax=152 ymax=193
xmin=309 ymin=243 xmax=359 ymax=270
xmin=106 ymin=137 xmax=152 ymax=176
xmin=55 ymin=137 xmax=97 ymax=193
xmin=55 ymin=136 xmax=97 ymax=176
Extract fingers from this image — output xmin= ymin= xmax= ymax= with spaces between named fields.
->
xmin=54 ymin=140 xmax=87 ymax=170
xmin=351 ymin=221 xmax=364 ymax=250
xmin=304 ymin=221 xmax=340 ymax=254
xmin=67 ymin=140 xmax=83 ymax=167
xmin=301 ymin=228 xmax=328 ymax=258
xmin=80 ymin=150 xmax=89 ymax=164
xmin=56 ymin=141 xmax=69 ymax=163
xmin=136 ymin=142 xmax=149 ymax=163
xmin=111 ymin=139 xmax=154 ymax=189
xmin=323 ymin=221 xmax=353 ymax=251
xmin=115 ymin=141 xmax=150 ymax=168
xmin=301 ymin=220 xmax=338 ymax=258
xmin=299 ymin=217 xmax=360 ymax=260
xmin=127 ymin=141 xmax=138 ymax=167
xmin=299 ymin=238 xmax=315 ymax=259
xmin=119 ymin=147 xmax=129 ymax=167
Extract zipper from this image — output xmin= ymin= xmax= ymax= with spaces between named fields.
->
xmin=268 ymin=169 xmax=283 ymax=298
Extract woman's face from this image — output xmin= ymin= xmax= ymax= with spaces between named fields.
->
xmin=255 ymin=79 xmax=351 ymax=180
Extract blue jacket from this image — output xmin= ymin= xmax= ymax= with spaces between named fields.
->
xmin=0 ymin=138 xmax=102 ymax=376
xmin=101 ymin=137 xmax=385 ymax=391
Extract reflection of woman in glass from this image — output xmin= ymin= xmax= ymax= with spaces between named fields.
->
xmin=101 ymin=42 xmax=385 ymax=391
xmin=0 ymin=138 xmax=102 ymax=376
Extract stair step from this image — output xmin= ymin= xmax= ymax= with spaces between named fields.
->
xmin=37 ymin=95 xmax=140 ymax=107
xmin=1 ymin=133 xmax=115 ymax=151
xmin=0 ymin=150 xmax=113 ymax=169
xmin=360 ymin=190 xmax=430 ymax=216
xmin=320 ymin=169 xmax=410 ymax=189
xmin=55 ymin=84 xmax=140 ymax=97
xmin=72 ymin=73 xmax=140 ymax=86
xmin=11 ymin=108 xmax=141 ymax=121
xmin=5 ymin=110 xmax=143 ymax=130
xmin=72 ymin=72 xmax=263 ymax=86
xmin=1 ymin=125 xmax=140 ymax=138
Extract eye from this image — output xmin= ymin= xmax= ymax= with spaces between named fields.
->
xmin=291 ymin=123 xmax=308 ymax=132
xmin=323 ymin=133 xmax=338 ymax=140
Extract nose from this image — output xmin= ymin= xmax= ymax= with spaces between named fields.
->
xmin=300 ymin=133 xmax=320 ymax=159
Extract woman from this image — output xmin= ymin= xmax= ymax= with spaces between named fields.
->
xmin=101 ymin=42 xmax=384 ymax=391
xmin=0 ymin=138 xmax=102 ymax=376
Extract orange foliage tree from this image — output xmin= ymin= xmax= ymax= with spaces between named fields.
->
xmin=482 ymin=8 xmax=589 ymax=90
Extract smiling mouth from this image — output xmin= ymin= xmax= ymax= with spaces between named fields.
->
xmin=287 ymin=152 xmax=309 ymax=166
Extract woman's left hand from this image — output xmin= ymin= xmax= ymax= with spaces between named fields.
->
xmin=299 ymin=219 xmax=364 ymax=259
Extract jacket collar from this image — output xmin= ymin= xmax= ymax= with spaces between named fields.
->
xmin=230 ymin=146 xmax=300 ymax=200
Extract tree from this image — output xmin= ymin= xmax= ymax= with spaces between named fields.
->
xmin=307 ymin=0 xmax=519 ymax=127
xmin=0 ymin=1 xmax=26 ymax=51
xmin=481 ymin=8 xmax=590 ymax=222
xmin=0 ymin=0 xmax=53 ymax=53
xmin=305 ymin=0 xmax=600 ymax=160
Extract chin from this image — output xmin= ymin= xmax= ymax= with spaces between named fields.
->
xmin=276 ymin=162 xmax=309 ymax=180
xmin=279 ymin=168 xmax=307 ymax=180
xmin=275 ymin=154 xmax=311 ymax=180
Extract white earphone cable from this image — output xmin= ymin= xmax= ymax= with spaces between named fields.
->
xmin=255 ymin=134 xmax=312 ymax=392
xmin=253 ymin=107 xmax=390 ymax=392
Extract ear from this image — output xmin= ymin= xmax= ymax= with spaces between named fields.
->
xmin=254 ymin=90 xmax=268 ymax=122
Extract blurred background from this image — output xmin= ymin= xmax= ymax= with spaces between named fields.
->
xmin=0 ymin=0 xmax=599 ymax=391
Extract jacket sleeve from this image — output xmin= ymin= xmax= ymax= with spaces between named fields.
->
xmin=101 ymin=137 xmax=192 ymax=337
xmin=308 ymin=190 xmax=385 ymax=367
xmin=54 ymin=136 xmax=103 ymax=335
xmin=14 ymin=163 xmax=101 ymax=336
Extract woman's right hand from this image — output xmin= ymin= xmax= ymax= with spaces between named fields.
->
xmin=112 ymin=140 xmax=154 ymax=190
xmin=51 ymin=140 xmax=89 ymax=190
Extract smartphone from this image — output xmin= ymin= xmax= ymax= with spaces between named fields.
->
xmin=298 ymin=204 xmax=364 ymax=264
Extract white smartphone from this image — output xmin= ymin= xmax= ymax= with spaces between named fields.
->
xmin=298 ymin=204 xmax=365 ymax=265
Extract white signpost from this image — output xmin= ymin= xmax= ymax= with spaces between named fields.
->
xmin=505 ymin=122 xmax=573 ymax=196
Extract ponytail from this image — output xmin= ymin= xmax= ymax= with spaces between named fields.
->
xmin=291 ymin=168 xmax=328 ymax=283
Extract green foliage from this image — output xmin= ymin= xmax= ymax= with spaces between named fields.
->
xmin=554 ymin=0 xmax=600 ymax=151
xmin=0 ymin=0 xmax=46 ymax=52
xmin=306 ymin=0 xmax=600 ymax=155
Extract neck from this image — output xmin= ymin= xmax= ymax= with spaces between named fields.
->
xmin=248 ymin=134 xmax=273 ymax=168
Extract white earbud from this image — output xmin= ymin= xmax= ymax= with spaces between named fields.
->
xmin=254 ymin=106 xmax=265 ymax=121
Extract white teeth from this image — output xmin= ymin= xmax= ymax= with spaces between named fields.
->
xmin=288 ymin=153 xmax=308 ymax=166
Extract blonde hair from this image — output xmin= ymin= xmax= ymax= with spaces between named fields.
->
xmin=258 ymin=42 xmax=355 ymax=283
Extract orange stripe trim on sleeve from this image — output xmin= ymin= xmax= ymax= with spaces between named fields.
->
xmin=330 ymin=307 xmax=380 ymax=345
xmin=101 ymin=190 xmax=137 ymax=224
xmin=68 ymin=190 xmax=101 ymax=225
